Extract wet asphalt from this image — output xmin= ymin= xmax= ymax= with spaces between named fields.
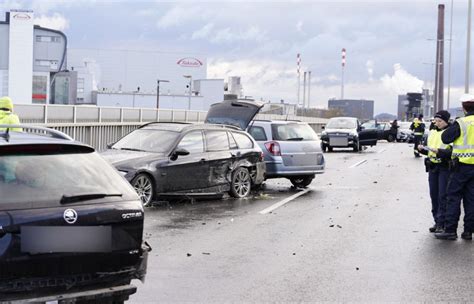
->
xmin=129 ymin=141 xmax=474 ymax=302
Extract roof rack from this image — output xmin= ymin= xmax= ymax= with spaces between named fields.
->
xmin=0 ymin=125 xmax=73 ymax=141
xmin=138 ymin=121 xmax=192 ymax=129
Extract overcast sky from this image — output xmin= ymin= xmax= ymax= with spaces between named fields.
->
xmin=1 ymin=0 xmax=472 ymax=114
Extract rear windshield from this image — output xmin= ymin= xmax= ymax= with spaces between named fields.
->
xmin=112 ymin=129 xmax=179 ymax=153
xmin=0 ymin=151 xmax=137 ymax=207
xmin=271 ymin=123 xmax=318 ymax=141
xmin=326 ymin=118 xmax=357 ymax=129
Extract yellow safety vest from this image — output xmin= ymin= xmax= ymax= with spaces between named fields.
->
xmin=0 ymin=110 xmax=22 ymax=132
xmin=427 ymin=129 xmax=449 ymax=163
xmin=452 ymin=116 xmax=474 ymax=164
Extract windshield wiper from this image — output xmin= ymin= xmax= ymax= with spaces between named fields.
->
xmin=120 ymin=147 xmax=145 ymax=152
xmin=287 ymin=137 xmax=304 ymax=141
xmin=60 ymin=193 xmax=123 ymax=204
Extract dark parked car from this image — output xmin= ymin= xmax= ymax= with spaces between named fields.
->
xmin=0 ymin=125 xmax=150 ymax=303
xmin=320 ymin=117 xmax=378 ymax=152
xmin=361 ymin=121 xmax=394 ymax=141
xmin=102 ymin=100 xmax=266 ymax=206
xmin=248 ymin=120 xmax=325 ymax=188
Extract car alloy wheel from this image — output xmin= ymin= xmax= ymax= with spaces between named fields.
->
xmin=230 ymin=167 xmax=251 ymax=198
xmin=132 ymin=174 xmax=154 ymax=207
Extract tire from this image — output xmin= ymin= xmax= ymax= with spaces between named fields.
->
xmin=229 ymin=167 xmax=252 ymax=198
xmin=290 ymin=176 xmax=314 ymax=188
xmin=131 ymin=173 xmax=154 ymax=207
xmin=353 ymin=141 xmax=360 ymax=152
xmin=387 ymin=134 xmax=395 ymax=142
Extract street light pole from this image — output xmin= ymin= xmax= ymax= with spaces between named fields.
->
xmin=466 ymin=0 xmax=472 ymax=93
xmin=183 ymin=75 xmax=192 ymax=110
xmin=156 ymin=79 xmax=169 ymax=109
xmin=447 ymin=0 xmax=454 ymax=109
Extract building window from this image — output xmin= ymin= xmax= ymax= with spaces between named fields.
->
xmin=77 ymin=78 xmax=84 ymax=102
xmin=35 ymin=60 xmax=59 ymax=70
xmin=32 ymin=75 xmax=48 ymax=104
xmin=36 ymin=35 xmax=61 ymax=43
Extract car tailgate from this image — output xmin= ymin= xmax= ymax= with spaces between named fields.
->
xmin=279 ymin=141 xmax=322 ymax=166
xmin=0 ymin=201 xmax=144 ymax=295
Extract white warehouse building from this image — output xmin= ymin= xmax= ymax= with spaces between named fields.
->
xmin=0 ymin=9 xmax=224 ymax=110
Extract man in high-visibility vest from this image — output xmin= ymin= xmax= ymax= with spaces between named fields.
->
xmin=410 ymin=114 xmax=425 ymax=157
xmin=436 ymin=94 xmax=474 ymax=240
xmin=417 ymin=110 xmax=452 ymax=234
xmin=0 ymin=96 xmax=21 ymax=131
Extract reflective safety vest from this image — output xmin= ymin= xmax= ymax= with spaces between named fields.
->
xmin=452 ymin=116 xmax=474 ymax=164
xmin=427 ymin=129 xmax=449 ymax=163
xmin=0 ymin=110 xmax=22 ymax=132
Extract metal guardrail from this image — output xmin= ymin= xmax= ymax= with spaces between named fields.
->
xmin=15 ymin=104 xmax=327 ymax=151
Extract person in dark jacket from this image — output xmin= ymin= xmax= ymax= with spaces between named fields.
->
xmin=389 ymin=120 xmax=399 ymax=142
xmin=418 ymin=110 xmax=452 ymax=233
xmin=436 ymin=94 xmax=474 ymax=240
xmin=410 ymin=115 xmax=425 ymax=157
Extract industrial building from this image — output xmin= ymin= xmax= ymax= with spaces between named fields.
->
xmin=327 ymin=99 xmax=374 ymax=120
xmin=397 ymin=89 xmax=433 ymax=120
xmin=0 ymin=9 xmax=226 ymax=110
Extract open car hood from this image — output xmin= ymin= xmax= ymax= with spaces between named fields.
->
xmin=205 ymin=100 xmax=264 ymax=130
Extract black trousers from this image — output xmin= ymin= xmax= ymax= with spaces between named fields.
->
xmin=428 ymin=166 xmax=449 ymax=226
xmin=413 ymin=135 xmax=423 ymax=155
xmin=444 ymin=164 xmax=474 ymax=233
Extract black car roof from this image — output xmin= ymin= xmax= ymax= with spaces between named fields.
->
xmin=0 ymin=126 xmax=93 ymax=151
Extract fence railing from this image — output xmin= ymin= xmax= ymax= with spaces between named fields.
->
xmin=16 ymin=104 xmax=327 ymax=151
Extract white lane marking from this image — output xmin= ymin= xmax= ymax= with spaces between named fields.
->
xmin=259 ymin=188 xmax=312 ymax=215
xmin=349 ymin=159 xmax=367 ymax=168
xmin=377 ymin=148 xmax=386 ymax=154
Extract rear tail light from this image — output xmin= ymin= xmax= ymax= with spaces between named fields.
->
xmin=264 ymin=141 xmax=281 ymax=156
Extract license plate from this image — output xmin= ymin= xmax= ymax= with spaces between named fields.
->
xmin=21 ymin=226 xmax=112 ymax=254
xmin=329 ymin=137 xmax=348 ymax=146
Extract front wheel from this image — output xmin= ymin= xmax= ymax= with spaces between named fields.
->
xmin=387 ymin=134 xmax=395 ymax=142
xmin=229 ymin=167 xmax=252 ymax=198
xmin=132 ymin=173 xmax=154 ymax=207
xmin=290 ymin=175 xmax=314 ymax=188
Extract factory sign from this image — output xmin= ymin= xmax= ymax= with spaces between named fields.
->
xmin=177 ymin=57 xmax=203 ymax=68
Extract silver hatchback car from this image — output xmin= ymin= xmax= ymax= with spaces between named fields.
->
xmin=248 ymin=120 xmax=325 ymax=187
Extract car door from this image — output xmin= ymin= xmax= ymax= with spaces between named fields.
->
xmin=204 ymin=130 xmax=232 ymax=188
xmin=163 ymin=130 xmax=209 ymax=193
xmin=358 ymin=121 xmax=378 ymax=146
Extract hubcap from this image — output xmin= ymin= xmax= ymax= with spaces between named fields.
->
xmin=233 ymin=170 xmax=250 ymax=197
xmin=133 ymin=175 xmax=152 ymax=206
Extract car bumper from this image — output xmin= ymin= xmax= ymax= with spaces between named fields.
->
xmin=321 ymin=136 xmax=356 ymax=147
xmin=264 ymin=161 xmax=325 ymax=178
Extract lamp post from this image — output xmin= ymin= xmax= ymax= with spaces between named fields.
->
xmin=466 ymin=0 xmax=472 ymax=93
xmin=183 ymin=75 xmax=192 ymax=110
xmin=156 ymin=79 xmax=169 ymax=109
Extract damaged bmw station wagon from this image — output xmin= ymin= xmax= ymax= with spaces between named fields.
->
xmin=0 ymin=126 xmax=150 ymax=303
xmin=102 ymin=100 xmax=266 ymax=206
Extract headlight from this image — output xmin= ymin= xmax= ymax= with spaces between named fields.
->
xmin=118 ymin=170 xmax=128 ymax=177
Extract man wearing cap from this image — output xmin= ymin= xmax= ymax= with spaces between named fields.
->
xmin=0 ymin=96 xmax=21 ymax=132
xmin=410 ymin=114 xmax=425 ymax=157
xmin=436 ymin=94 xmax=474 ymax=240
xmin=418 ymin=110 xmax=452 ymax=234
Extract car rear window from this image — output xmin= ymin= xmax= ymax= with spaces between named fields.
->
xmin=0 ymin=150 xmax=137 ymax=207
xmin=271 ymin=123 xmax=318 ymax=141
xmin=248 ymin=126 xmax=267 ymax=141
xmin=205 ymin=131 xmax=230 ymax=151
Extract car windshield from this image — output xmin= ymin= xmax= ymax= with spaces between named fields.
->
xmin=326 ymin=118 xmax=357 ymax=129
xmin=0 ymin=151 xmax=137 ymax=206
xmin=112 ymin=129 xmax=180 ymax=153
xmin=272 ymin=123 xmax=318 ymax=141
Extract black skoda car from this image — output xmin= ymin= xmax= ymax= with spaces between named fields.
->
xmin=0 ymin=125 xmax=150 ymax=303
xmin=102 ymin=100 xmax=266 ymax=206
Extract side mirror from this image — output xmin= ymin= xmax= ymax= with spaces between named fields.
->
xmin=106 ymin=142 xmax=115 ymax=149
xmin=359 ymin=126 xmax=365 ymax=131
xmin=170 ymin=148 xmax=190 ymax=161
